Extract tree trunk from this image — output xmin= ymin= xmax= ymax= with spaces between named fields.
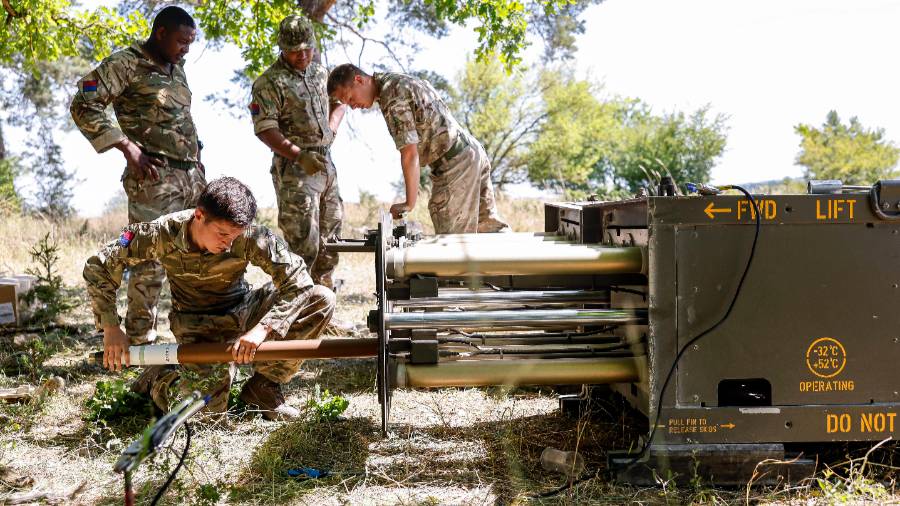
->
xmin=297 ymin=0 xmax=336 ymax=22
xmin=0 ymin=122 xmax=5 ymax=161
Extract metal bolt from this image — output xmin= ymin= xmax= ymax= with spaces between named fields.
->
xmin=692 ymin=394 xmax=700 ymax=402
xmin=692 ymin=344 xmax=700 ymax=351
xmin=893 ymin=338 xmax=898 ymax=343
xmin=883 ymin=202 xmax=891 ymax=210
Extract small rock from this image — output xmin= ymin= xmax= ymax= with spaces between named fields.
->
xmin=12 ymin=333 xmax=39 ymax=348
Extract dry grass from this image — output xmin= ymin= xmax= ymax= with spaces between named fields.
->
xmin=0 ymin=200 xmax=898 ymax=505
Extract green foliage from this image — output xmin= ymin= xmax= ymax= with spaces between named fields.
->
xmin=194 ymin=0 xmax=299 ymax=78
xmin=0 ymin=157 xmax=21 ymax=213
xmin=194 ymin=483 xmax=224 ymax=506
xmin=85 ymin=377 xmax=154 ymax=423
xmin=795 ymin=110 xmax=900 ymax=185
xmin=610 ymin=104 xmax=728 ymax=192
xmin=449 ymin=56 xmax=542 ymax=187
xmin=816 ymin=466 xmax=889 ymax=502
xmin=0 ymin=1 xmax=147 ymax=72
xmin=526 ymin=72 xmax=728 ymax=196
xmin=305 ymin=386 xmax=349 ymax=422
xmin=23 ymin=232 xmax=76 ymax=323
xmin=525 ymin=73 xmax=621 ymax=193
xmin=11 ymin=338 xmax=51 ymax=379
xmin=25 ymin=126 xmax=76 ymax=219
xmin=196 ymin=0 xmax=578 ymax=76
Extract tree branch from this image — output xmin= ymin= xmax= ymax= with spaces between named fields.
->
xmin=326 ymin=12 xmax=406 ymax=71
xmin=3 ymin=0 xmax=22 ymax=23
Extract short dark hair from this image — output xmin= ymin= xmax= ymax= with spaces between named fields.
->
xmin=327 ymin=64 xmax=369 ymax=95
xmin=197 ymin=177 xmax=257 ymax=227
xmin=151 ymin=6 xmax=196 ymax=35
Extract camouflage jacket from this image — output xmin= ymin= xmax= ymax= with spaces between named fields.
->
xmin=375 ymin=72 xmax=462 ymax=167
xmin=250 ymin=57 xmax=333 ymax=149
xmin=70 ymin=44 xmax=199 ymax=162
xmin=83 ymin=210 xmax=314 ymax=338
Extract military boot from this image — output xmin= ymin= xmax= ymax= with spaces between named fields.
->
xmin=239 ymin=374 xmax=301 ymax=420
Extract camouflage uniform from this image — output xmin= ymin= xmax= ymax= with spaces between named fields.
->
xmin=83 ymin=210 xmax=335 ymax=412
xmin=250 ymin=15 xmax=342 ymax=288
xmin=71 ymin=44 xmax=206 ymax=343
xmin=375 ymin=72 xmax=510 ymax=234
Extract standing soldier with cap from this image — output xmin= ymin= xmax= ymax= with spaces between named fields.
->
xmin=71 ymin=6 xmax=206 ymax=345
xmin=327 ymin=64 xmax=509 ymax=234
xmin=250 ymin=14 xmax=346 ymax=289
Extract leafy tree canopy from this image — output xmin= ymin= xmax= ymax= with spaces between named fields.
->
xmin=0 ymin=0 xmax=147 ymax=73
xmin=795 ymin=110 xmax=899 ymax=185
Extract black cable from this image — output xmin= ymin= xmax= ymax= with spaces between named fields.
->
xmin=150 ymin=422 xmax=192 ymax=506
xmin=531 ymin=186 xmax=761 ymax=500
xmin=623 ymin=185 xmax=761 ymax=468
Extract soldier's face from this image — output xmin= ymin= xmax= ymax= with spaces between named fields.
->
xmin=191 ymin=209 xmax=246 ymax=254
xmin=283 ymin=49 xmax=314 ymax=71
xmin=156 ymin=25 xmax=196 ymax=64
xmin=331 ymin=76 xmax=376 ymax=109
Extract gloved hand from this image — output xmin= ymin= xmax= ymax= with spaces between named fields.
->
xmin=294 ymin=151 xmax=326 ymax=176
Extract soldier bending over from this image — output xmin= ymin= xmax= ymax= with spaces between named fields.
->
xmin=84 ymin=177 xmax=335 ymax=419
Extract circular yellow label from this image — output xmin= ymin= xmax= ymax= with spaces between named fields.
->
xmin=806 ymin=337 xmax=847 ymax=379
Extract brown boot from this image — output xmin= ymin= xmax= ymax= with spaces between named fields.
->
xmin=239 ymin=374 xmax=301 ymax=421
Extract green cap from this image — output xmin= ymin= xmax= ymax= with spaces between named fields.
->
xmin=278 ymin=14 xmax=316 ymax=52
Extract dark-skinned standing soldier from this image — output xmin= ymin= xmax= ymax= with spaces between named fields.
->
xmin=84 ymin=177 xmax=336 ymax=419
xmin=71 ymin=6 xmax=206 ymax=346
xmin=250 ymin=14 xmax=347 ymax=289
xmin=327 ymin=64 xmax=509 ymax=234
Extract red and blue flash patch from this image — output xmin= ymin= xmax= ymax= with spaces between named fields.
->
xmin=119 ymin=230 xmax=135 ymax=247
xmin=250 ymin=103 xmax=260 ymax=116
xmin=82 ymin=79 xmax=98 ymax=92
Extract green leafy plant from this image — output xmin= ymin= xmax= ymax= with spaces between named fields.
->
xmin=14 ymin=338 xmax=52 ymax=379
xmin=23 ymin=232 xmax=76 ymax=323
xmin=85 ymin=378 xmax=153 ymax=423
xmin=305 ymin=385 xmax=349 ymax=422
xmin=194 ymin=483 xmax=224 ymax=506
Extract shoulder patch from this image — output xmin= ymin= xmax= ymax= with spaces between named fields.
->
xmin=82 ymin=79 xmax=98 ymax=92
xmin=119 ymin=230 xmax=135 ymax=247
xmin=250 ymin=103 xmax=260 ymax=115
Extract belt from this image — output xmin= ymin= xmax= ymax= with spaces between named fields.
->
xmin=299 ymin=145 xmax=330 ymax=156
xmin=429 ymin=135 xmax=468 ymax=173
xmin=145 ymin=152 xmax=197 ymax=170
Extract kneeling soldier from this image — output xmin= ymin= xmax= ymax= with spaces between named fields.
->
xmin=84 ymin=177 xmax=335 ymax=419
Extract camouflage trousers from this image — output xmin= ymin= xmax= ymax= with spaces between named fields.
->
xmin=271 ymin=153 xmax=343 ymax=289
xmin=428 ymin=132 xmax=510 ymax=234
xmin=122 ymin=163 xmax=207 ymax=343
xmin=144 ymin=283 xmax=335 ymax=413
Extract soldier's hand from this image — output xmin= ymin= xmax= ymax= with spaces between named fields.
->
xmin=390 ymin=202 xmax=411 ymax=219
xmin=102 ymin=326 xmax=131 ymax=372
xmin=294 ymin=151 xmax=326 ymax=176
xmin=230 ymin=324 xmax=268 ymax=364
xmin=121 ymin=145 xmax=162 ymax=182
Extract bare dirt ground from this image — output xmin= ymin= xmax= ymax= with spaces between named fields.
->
xmin=1 ymin=197 xmax=898 ymax=505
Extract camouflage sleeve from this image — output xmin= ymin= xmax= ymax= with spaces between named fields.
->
xmin=243 ymin=226 xmax=314 ymax=338
xmin=69 ymin=53 xmax=133 ymax=153
xmin=250 ymin=76 xmax=282 ymax=135
xmin=82 ymin=223 xmax=161 ymax=330
xmin=381 ymin=86 xmax=420 ymax=150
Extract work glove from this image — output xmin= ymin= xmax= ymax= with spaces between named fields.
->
xmin=295 ymin=151 xmax=327 ymax=176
